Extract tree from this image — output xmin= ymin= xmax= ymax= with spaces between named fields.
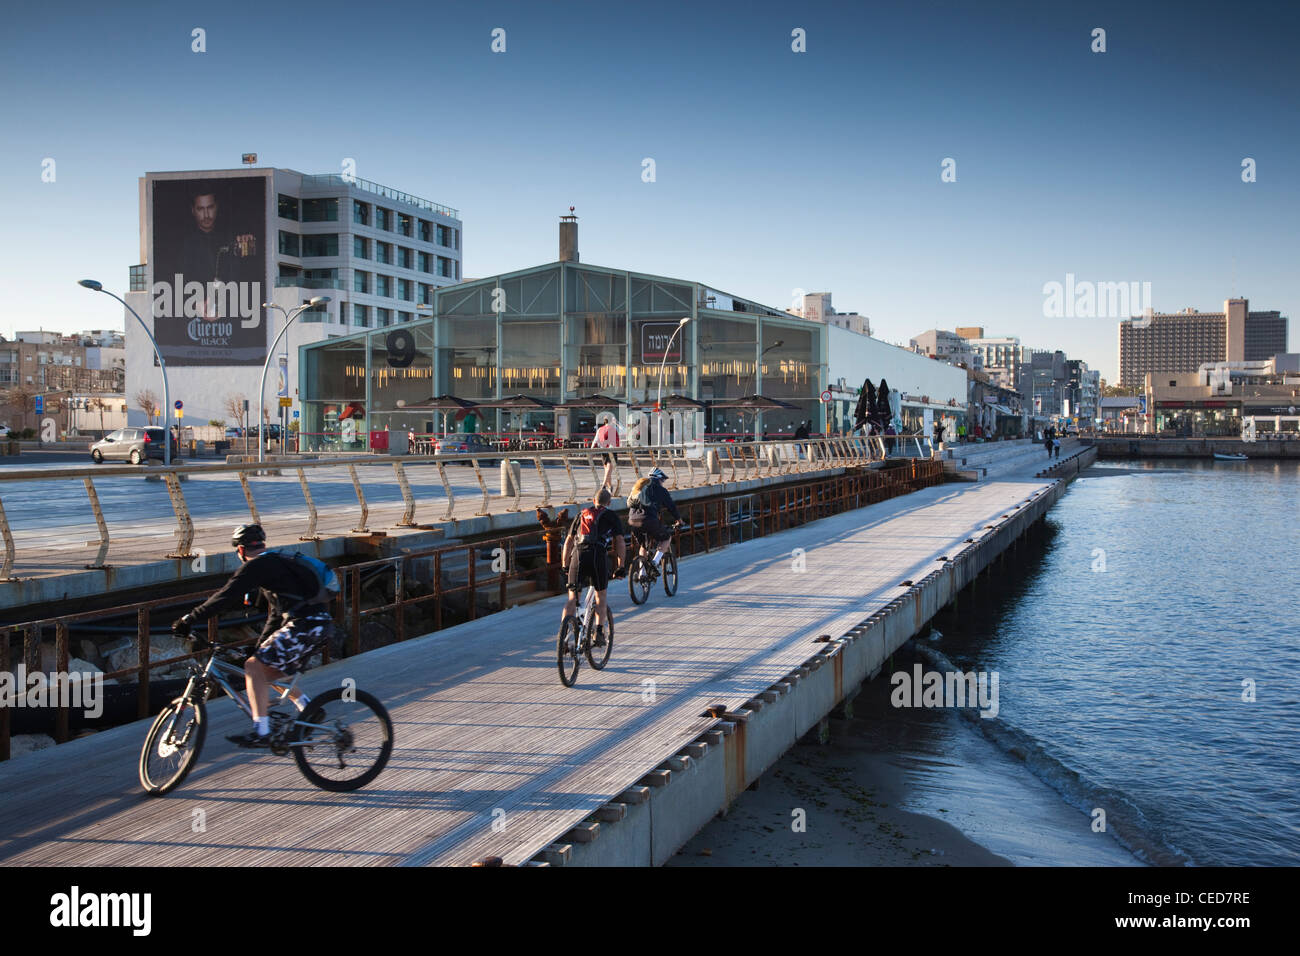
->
xmin=223 ymin=393 xmax=248 ymax=427
xmin=134 ymin=389 xmax=160 ymax=423
xmin=2 ymin=385 xmax=37 ymax=431
xmin=86 ymin=396 xmax=108 ymax=435
xmin=208 ymin=418 xmax=225 ymax=427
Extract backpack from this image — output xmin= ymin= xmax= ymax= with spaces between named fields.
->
xmin=273 ymin=550 xmax=340 ymax=606
xmin=572 ymin=506 xmax=606 ymax=550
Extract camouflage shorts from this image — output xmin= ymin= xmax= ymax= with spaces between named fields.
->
xmin=254 ymin=614 xmax=334 ymax=676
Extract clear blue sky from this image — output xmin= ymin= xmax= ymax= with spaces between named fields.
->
xmin=1 ymin=0 xmax=1295 ymax=381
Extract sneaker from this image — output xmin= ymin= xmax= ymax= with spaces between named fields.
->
xmin=226 ymin=729 xmax=272 ymax=749
xmin=593 ymin=627 xmax=606 ymax=648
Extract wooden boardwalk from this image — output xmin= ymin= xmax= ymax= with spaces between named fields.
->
xmin=0 ymin=456 xmax=1064 ymax=866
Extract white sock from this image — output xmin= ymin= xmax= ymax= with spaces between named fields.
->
xmin=295 ymin=694 xmax=311 ymax=712
xmin=255 ymin=717 xmax=269 ymax=735
xmin=652 ymin=552 xmax=663 ymax=566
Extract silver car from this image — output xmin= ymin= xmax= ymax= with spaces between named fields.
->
xmin=90 ymin=427 xmax=177 ymax=464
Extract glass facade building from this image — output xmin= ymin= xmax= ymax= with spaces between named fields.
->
xmin=298 ymin=260 xmax=827 ymax=449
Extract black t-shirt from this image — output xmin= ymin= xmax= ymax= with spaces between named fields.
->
xmin=186 ymin=551 xmax=325 ymax=637
xmin=568 ymin=506 xmax=623 ymax=552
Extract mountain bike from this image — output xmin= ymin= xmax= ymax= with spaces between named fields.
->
xmin=556 ymin=582 xmax=614 ymax=687
xmin=627 ymin=527 xmax=678 ymax=605
xmin=139 ymin=642 xmax=394 ymax=796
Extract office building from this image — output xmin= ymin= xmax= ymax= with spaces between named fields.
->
xmin=1118 ymin=298 xmax=1289 ymax=389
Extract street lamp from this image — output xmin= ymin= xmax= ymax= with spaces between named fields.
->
xmin=259 ymin=296 xmax=331 ymax=462
xmin=655 ymin=316 xmax=691 ymax=446
xmin=79 ymin=279 xmax=172 ymax=466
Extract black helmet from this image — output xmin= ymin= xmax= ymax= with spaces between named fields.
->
xmin=231 ymin=524 xmax=266 ymax=548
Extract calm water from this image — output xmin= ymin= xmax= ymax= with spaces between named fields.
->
xmin=931 ymin=459 xmax=1300 ymax=865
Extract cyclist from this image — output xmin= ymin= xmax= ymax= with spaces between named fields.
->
xmin=560 ymin=487 xmax=626 ymax=647
xmin=592 ymin=413 xmax=621 ymax=492
xmin=626 ymin=467 xmax=682 ymax=575
xmin=171 ymin=524 xmax=335 ymax=748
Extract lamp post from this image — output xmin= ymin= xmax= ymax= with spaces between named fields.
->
xmin=654 ymin=316 xmax=691 ymax=446
xmin=259 ymin=296 xmax=330 ymax=462
xmin=78 ymin=279 xmax=172 ymax=467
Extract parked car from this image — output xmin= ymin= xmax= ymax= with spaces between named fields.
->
xmin=225 ymin=427 xmax=244 ymax=439
xmin=90 ymin=427 xmax=180 ymax=464
xmin=434 ymin=433 xmax=497 ymax=463
xmin=0 ymin=424 xmax=9 ymax=438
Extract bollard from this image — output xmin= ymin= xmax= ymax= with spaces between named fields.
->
xmin=499 ymin=459 xmax=522 ymax=496
xmin=705 ymin=448 xmax=721 ymax=475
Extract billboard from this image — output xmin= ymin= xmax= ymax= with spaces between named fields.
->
xmin=150 ymin=175 xmax=268 ymax=366
xmin=640 ymin=322 xmax=683 ymax=364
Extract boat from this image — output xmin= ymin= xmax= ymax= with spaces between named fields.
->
xmin=1213 ymin=452 xmax=1248 ymax=461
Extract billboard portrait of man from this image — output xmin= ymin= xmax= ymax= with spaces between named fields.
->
xmin=151 ymin=174 xmax=268 ymax=366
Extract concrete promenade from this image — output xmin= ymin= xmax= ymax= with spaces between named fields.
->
xmin=0 ymin=444 xmax=1092 ymax=866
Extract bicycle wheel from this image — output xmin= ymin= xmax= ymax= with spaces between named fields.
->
xmin=292 ymin=687 xmax=394 ymax=792
xmin=585 ymin=607 xmax=613 ymax=670
xmin=139 ymin=696 xmax=207 ymax=796
xmin=662 ymin=549 xmax=678 ymax=597
xmin=627 ymin=555 xmax=650 ymax=605
xmin=556 ymin=615 xmax=581 ymax=687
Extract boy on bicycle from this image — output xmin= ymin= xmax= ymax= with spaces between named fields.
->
xmin=560 ymin=488 xmax=626 ymax=647
xmin=171 ymin=524 xmax=335 ymax=748
xmin=626 ymin=468 xmax=682 ymax=576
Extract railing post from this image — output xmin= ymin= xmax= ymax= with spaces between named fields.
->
xmin=163 ymin=474 xmax=194 ymax=558
xmin=82 ymin=478 xmax=110 ymax=569
xmin=393 ymin=462 xmax=417 ymax=527
xmin=560 ymin=453 xmax=578 ymax=504
xmin=470 ymin=458 xmax=491 ymax=516
xmin=467 ymin=546 xmax=477 ymax=621
xmin=238 ymin=472 xmax=262 ymax=524
xmin=436 ymin=460 xmax=456 ymax=521
xmin=297 ymin=468 xmax=320 ymax=540
xmin=137 ymin=607 xmax=151 ymax=720
xmin=0 ymin=497 xmax=18 ymax=581
xmin=54 ymin=622 xmax=70 ymax=743
xmin=347 ymin=464 xmax=369 ymax=532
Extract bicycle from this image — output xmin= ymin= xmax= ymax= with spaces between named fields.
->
xmin=556 ymin=581 xmax=614 ymax=687
xmin=138 ymin=642 xmax=394 ymax=796
xmin=627 ymin=527 xmax=678 ymax=606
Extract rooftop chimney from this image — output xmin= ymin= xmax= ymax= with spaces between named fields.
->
xmin=559 ymin=207 xmax=578 ymax=263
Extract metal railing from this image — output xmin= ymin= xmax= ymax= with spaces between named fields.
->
xmin=0 ymin=458 xmax=943 ymax=760
xmin=0 ymin=436 xmax=939 ymax=581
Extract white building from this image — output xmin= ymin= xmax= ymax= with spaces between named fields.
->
xmin=825 ymin=327 xmax=968 ymax=435
xmin=123 ymin=167 xmax=463 ymax=428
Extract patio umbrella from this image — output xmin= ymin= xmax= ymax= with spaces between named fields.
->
xmin=853 ymin=379 xmax=877 ymax=433
xmin=473 ymin=394 xmax=556 ymax=440
xmin=553 ymin=394 xmax=622 ymax=408
xmin=400 ymin=395 xmax=479 ymax=436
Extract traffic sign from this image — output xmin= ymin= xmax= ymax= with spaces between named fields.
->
xmin=34 ymin=395 xmax=43 ymax=415
xmin=292 ymin=411 xmax=300 ymax=418
xmin=820 ymin=390 xmax=832 ymax=403
xmin=176 ymin=408 xmax=184 ymax=419
xmin=174 ymin=400 xmax=183 ymax=410
xmin=279 ymin=397 xmax=292 ymax=408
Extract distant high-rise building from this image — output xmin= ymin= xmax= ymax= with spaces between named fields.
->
xmin=1118 ymin=298 xmax=1288 ymax=389
xmin=909 ymin=329 xmax=979 ymax=369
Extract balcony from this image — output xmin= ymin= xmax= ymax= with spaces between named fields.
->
xmin=274 ymin=277 xmax=346 ymax=290
xmin=299 ymin=174 xmax=459 ymax=219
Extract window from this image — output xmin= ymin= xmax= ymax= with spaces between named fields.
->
xmin=399 ymin=311 xmax=413 ymax=323
xmin=375 ymin=242 xmax=391 ymax=264
xmin=437 ymin=256 xmax=453 ymax=277
xmin=398 ymin=213 xmax=412 ymax=237
xmin=301 ymin=234 xmax=339 ymax=257
xmin=436 ymin=224 xmax=449 ymax=247
xmin=354 ymin=271 xmax=370 ymax=294
xmin=376 ymin=275 xmax=391 ymax=297
xmin=398 ymin=279 xmax=412 ymax=301
xmin=353 ymin=304 xmax=369 ymax=327
xmin=376 ymin=308 xmax=392 ymax=327
xmin=399 ymin=247 xmax=413 ymax=269
xmin=129 ymin=264 xmax=147 ymax=292
xmin=419 ymin=283 xmax=432 ymax=305
xmin=353 ymin=236 xmax=369 ymax=259
xmin=418 ymin=219 xmax=432 ymax=242
xmin=278 ymin=194 xmax=299 ymax=220
xmin=302 ymin=198 xmax=338 ymax=222
xmin=352 ymin=200 xmax=369 ymax=225
xmin=418 ymin=252 xmax=431 ymax=273
xmin=376 ymin=207 xmax=391 ymax=231
xmin=278 ymin=231 xmax=300 ymax=256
